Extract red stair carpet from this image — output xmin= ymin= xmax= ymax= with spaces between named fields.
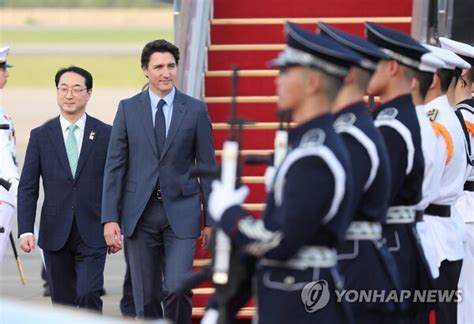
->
xmin=192 ymin=1 xmax=415 ymax=322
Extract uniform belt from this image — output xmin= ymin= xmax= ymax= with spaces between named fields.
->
xmin=345 ymin=221 xmax=382 ymax=240
xmin=425 ymin=204 xmax=450 ymax=217
xmin=385 ymin=206 xmax=416 ymax=224
xmin=464 ymin=181 xmax=474 ymax=192
xmin=151 ymin=189 xmax=162 ymax=200
xmin=260 ymin=246 xmax=337 ymax=270
xmin=415 ymin=210 xmax=424 ymax=222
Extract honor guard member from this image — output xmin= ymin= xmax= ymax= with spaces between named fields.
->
xmin=208 ymin=22 xmax=357 ymax=324
xmin=409 ymin=52 xmax=447 ymax=280
xmin=438 ymin=37 xmax=474 ymax=324
xmin=0 ymin=46 xmax=19 ymax=262
xmin=410 ymin=53 xmax=453 ymax=322
xmin=365 ymin=23 xmax=434 ymax=323
xmin=319 ymin=23 xmax=403 ymax=324
xmin=419 ymin=43 xmax=470 ymax=324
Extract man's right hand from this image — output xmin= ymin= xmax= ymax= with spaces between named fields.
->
xmin=104 ymin=222 xmax=122 ymax=254
xmin=20 ymin=234 xmax=35 ymax=253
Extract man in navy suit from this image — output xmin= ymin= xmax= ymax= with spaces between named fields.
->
xmin=102 ymin=39 xmax=216 ymax=322
xmin=17 ymin=66 xmax=111 ymax=312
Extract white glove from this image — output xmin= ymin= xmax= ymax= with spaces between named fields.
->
xmin=264 ymin=166 xmax=276 ymax=193
xmin=208 ymin=180 xmax=249 ymax=222
xmin=200 ymin=308 xmax=218 ymax=324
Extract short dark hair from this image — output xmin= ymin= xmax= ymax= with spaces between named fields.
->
xmin=308 ymin=67 xmax=343 ymax=101
xmin=141 ymin=39 xmax=180 ymax=68
xmin=436 ymin=69 xmax=456 ymax=93
xmin=412 ymin=70 xmax=434 ymax=100
xmin=55 ymin=66 xmax=93 ymax=90
xmin=353 ymin=68 xmax=372 ymax=93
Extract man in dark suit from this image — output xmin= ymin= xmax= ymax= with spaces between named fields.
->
xmin=17 ymin=66 xmax=111 ymax=312
xmin=102 ymin=39 xmax=216 ymax=322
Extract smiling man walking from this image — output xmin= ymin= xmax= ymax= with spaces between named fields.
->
xmin=102 ymin=39 xmax=216 ymax=322
xmin=17 ymin=66 xmax=111 ymax=311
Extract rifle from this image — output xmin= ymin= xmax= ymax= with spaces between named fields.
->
xmin=246 ymin=110 xmax=291 ymax=178
xmin=180 ymin=65 xmax=254 ymax=324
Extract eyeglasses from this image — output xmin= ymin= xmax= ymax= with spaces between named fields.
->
xmin=57 ymin=86 xmax=87 ymax=96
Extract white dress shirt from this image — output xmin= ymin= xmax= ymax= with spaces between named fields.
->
xmin=59 ymin=113 xmax=87 ymax=156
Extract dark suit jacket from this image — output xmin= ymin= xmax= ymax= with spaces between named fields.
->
xmin=18 ymin=115 xmax=111 ymax=251
xmin=101 ymin=89 xmax=216 ymax=239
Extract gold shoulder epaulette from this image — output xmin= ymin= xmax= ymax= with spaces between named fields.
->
xmin=427 ymin=108 xmax=438 ymax=122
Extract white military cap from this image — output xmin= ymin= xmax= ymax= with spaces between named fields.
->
xmin=423 ymin=43 xmax=471 ymax=70
xmin=419 ymin=52 xmax=447 ymax=72
xmin=439 ymin=37 xmax=474 ymax=68
xmin=439 ymin=37 xmax=474 ymax=59
xmin=0 ymin=46 xmax=12 ymax=68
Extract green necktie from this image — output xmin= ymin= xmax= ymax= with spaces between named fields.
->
xmin=66 ymin=124 xmax=79 ymax=177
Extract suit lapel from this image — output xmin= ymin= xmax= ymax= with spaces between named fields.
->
xmin=74 ymin=115 xmax=97 ymax=180
xmin=160 ymin=90 xmax=187 ymax=161
xmin=139 ymin=91 xmax=159 ymax=158
xmin=47 ymin=117 xmax=73 ymax=180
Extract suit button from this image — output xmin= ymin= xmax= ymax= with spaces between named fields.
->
xmin=73 ymin=187 xmax=77 ymax=190
xmin=71 ymin=206 xmax=74 ymax=210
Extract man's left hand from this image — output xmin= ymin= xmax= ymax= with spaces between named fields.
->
xmin=201 ymin=226 xmax=212 ymax=249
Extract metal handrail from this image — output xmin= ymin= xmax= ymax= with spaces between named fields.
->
xmin=174 ymin=0 xmax=212 ymax=99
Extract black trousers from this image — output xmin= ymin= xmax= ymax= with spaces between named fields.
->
xmin=43 ymin=219 xmax=107 ymax=312
xmin=434 ymin=259 xmax=463 ymax=324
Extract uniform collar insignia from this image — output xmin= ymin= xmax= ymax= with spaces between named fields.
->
xmin=427 ymin=108 xmax=438 ymax=121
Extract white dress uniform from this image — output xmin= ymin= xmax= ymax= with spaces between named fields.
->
xmin=454 ymin=99 xmax=474 ymax=324
xmin=0 ymin=106 xmax=20 ymax=262
xmin=414 ymin=104 xmax=444 ymax=278
xmin=421 ymin=95 xmax=467 ymax=275
xmin=439 ymin=36 xmax=474 ymax=324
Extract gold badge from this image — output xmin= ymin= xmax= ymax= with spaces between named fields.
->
xmin=427 ymin=109 xmax=438 ymax=122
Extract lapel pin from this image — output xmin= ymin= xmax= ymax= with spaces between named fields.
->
xmin=89 ymin=131 xmax=96 ymax=140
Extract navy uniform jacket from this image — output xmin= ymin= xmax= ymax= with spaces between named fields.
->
xmin=372 ymin=94 xmax=432 ymax=316
xmin=221 ymin=113 xmax=353 ymax=257
xmin=372 ymin=94 xmax=424 ymax=206
xmin=334 ymin=102 xmax=391 ymax=222
xmin=18 ymin=115 xmax=111 ymax=251
xmin=219 ymin=114 xmax=354 ymax=324
xmin=334 ymin=102 xmax=401 ymax=316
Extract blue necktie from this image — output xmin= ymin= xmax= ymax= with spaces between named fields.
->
xmin=65 ymin=124 xmax=79 ymax=177
xmin=154 ymin=99 xmax=166 ymax=154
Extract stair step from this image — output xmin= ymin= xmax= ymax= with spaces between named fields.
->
xmin=207 ymin=102 xmax=279 ymax=123
xmin=192 ymin=306 xmax=256 ymax=319
xmin=206 ymin=95 xmax=378 ymax=104
xmin=213 ymin=128 xmax=275 ymax=150
xmin=212 ymin=122 xmax=287 ymax=130
xmin=206 ymin=96 xmax=278 ymax=103
xmin=212 ymin=17 xmax=412 ymax=25
xmin=213 ymin=0 xmax=412 ymax=18
xmin=215 ymin=149 xmax=274 ymax=156
xmin=245 ymin=193 xmax=267 ymax=207
xmin=213 ymin=155 xmax=269 ymax=177
xmin=208 ymin=49 xmax=278 ymax=70
xmin=210 ymin=21 xmax=410 ymax=45
xmin=206 ymin=74 xmax=276 ymax=97
xmin=207 ymin=70 xmax=278 ymax=77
